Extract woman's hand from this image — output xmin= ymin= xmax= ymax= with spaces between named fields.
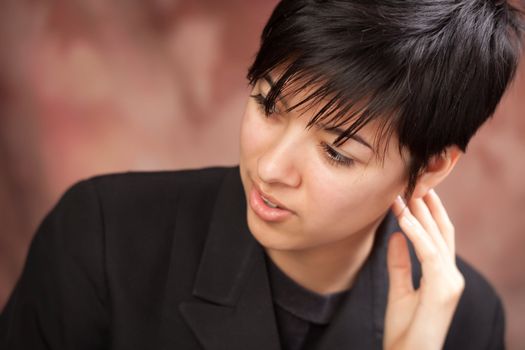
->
xmin=383 ymin=189 xmax=465 ymax=350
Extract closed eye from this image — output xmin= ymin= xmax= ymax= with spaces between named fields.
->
xmin=320 ymin=142 xmax=355 ymax=167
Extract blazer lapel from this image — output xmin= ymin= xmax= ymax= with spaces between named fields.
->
xmin=179 ymin=168 xmax=281 ymax=350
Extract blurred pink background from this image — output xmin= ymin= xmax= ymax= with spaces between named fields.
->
xmin=0 ymin=1 xmax=524 ymax=348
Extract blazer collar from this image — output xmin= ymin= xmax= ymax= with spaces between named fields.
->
xmin=179 ymin=167 xmax=280 ymax=350
xmin=179 ymin=166 xmax=405 ymax=350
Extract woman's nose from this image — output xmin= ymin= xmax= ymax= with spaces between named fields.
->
xmin=257 ymin=133 xmax=302 ymax=188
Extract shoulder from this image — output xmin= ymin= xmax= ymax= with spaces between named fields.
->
xmin=36 ymin=166 xmax=235 ymax=310
xmin=30 ymin=165 xmax=236 ymax=278
xmin=51 ymin=166 xmax=233 ymax=237
xmin=88 ymin=165 xmax=232 ymax=205
xmin=63 ymin=166 xmax=230 ymax=222
xmin=75 ymin=165 xmax=235 ymax=256
xmin=29 ymin=165 xmax=235 ymax=262
xmin=444 ymin=256 xmax=505 ymax=349
xmin=59 ymin=166 xmax=232 ymax=207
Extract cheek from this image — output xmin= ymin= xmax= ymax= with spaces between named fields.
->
xmin=302 ymin=175 xmax=363 ymax=230
xmin=304 ymin=170 xmax=404 ymax=229
xmin=306 ymin=167 xmax=371 ymax=210
xmin=312 ymin=184 xmax=364 ymax=218
xmin=240 ymin=109 xmax=266 ymax=158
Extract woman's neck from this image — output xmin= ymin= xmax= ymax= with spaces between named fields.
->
xmin=265 ymin=220 xmax=381 ymax=295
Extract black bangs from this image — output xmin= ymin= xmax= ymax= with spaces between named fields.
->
xmin=246 ymin=1 xmax=409 ymax=161
xmin=247 ymin=0 xmax=524 ymax=196
xmin=249 ymin=65 xmax=400 ymax=164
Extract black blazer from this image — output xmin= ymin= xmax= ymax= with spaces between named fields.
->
xmin=0 ymin=166 xmax=505 ymax=349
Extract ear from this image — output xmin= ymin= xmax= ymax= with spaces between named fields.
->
xmin=411 ymin=146 xmax=462 ymax=199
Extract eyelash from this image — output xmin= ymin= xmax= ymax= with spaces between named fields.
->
xmin=250 ymin=93 xmax=278 ymax=116
xmin=320 ymin=142 xmax=355 ymax=167
xmin=250 ymin=93 xmax=355 ymax=168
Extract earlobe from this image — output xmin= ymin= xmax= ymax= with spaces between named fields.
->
xmin=411 ymin=146 xmax=462 ymax=199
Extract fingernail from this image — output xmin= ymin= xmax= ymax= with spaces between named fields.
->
xmin=395 ymin=195 xmax=405 ymax=206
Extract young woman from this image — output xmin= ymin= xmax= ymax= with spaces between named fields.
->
xmin=1 ymin=0 xmax=523 ymax=349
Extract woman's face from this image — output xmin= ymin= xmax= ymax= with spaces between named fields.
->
xmin=239 ymin=77 xmax=410 ymax=251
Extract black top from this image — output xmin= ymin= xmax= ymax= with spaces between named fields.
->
xmin=265 ymin=253 xmax=349 ymax=350
xmin=0 ymin=166 xmax=506 ymax=349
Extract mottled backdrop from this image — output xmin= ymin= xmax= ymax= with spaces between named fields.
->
xmin=0 ymin=0 xmax=524 ymax=348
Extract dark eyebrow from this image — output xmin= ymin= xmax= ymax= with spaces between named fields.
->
xmin=323 ymin=125 xmax=375 ymax=153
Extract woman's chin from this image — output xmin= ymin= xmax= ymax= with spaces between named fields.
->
xmin=247 ymin=214 xmax=301 ymax=251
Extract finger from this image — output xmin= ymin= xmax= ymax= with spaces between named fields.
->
xmin=424 ymin=189 xmax=455 ymax=256
xmin=408 ymin=197 xmax=450 ymax=257
xmin=392 ymin=195 xmax=408 ymax=217
xmin=407 ymin=197 xmax=440 ymax=236
xmin=387 ymin=232 xmax=414 ymax=298
xmin=393 ymin=197 xmax=441 ymax=265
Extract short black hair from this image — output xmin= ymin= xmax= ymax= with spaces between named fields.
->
xmin=247 ymin=0 xmax=524 ymax=196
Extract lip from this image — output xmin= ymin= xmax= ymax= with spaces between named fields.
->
xmin=249 ymin=183 xmax=294 ymax=222
xmin=253 ymin=182 xmax=292 ymax=212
